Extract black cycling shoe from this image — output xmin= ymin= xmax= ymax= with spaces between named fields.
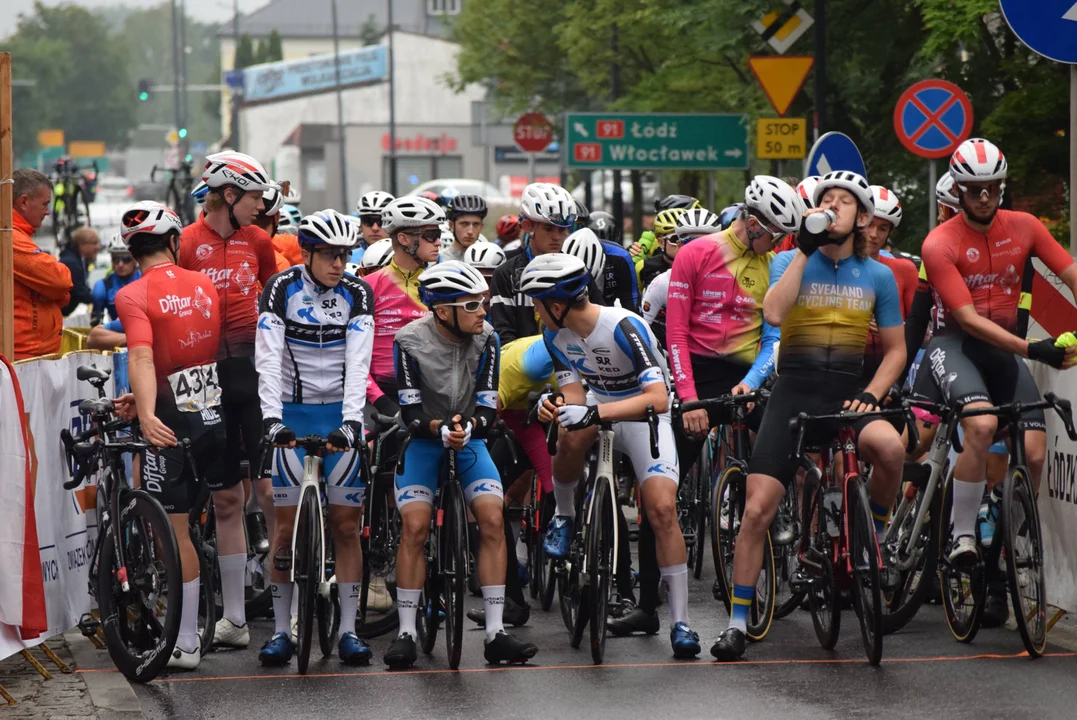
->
xmin=483 ymin=631 xmax=538 ymax=665
xmin=608 ymin=607 xmax=660 ymax=637
xmin=981 ymin=583 xmax=1010 ymax=629
xmin=383 ymin=633 xmax=417 ymax=670
xmin=466 ymin=598 xmax=531 ymax=628
xmin=710 ymin=627 xmax=746 ymax=662
xmin=712 ymin=578 xmax=724 ymax=602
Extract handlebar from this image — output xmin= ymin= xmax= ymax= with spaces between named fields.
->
xmin=679 ymin=388 xmax=768 ymax=414
xmin=395 ymin=420 xmax=423 ymax=476
xmin=60 ymin=417 xmax=145 ymax=489
xmin=524 ymin=384 xmax=554 ymax=428
xmin=493 ymin=419 xmax=518 ymax=466
xmin=788 ymin=401 xmax=919 ymax=461
xmin=956 ymin=392 xmax=1077 ymax=442
xmin=544 ymin=392 xmax=565 ymax=456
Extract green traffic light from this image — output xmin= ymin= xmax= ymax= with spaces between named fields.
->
xmin=139 ymin=91 xmax=149 ymax=101
xmin=178 ymin=128 xmax=188 ymax=139
xmin=185 ymin=154 xmax=193 ymax=162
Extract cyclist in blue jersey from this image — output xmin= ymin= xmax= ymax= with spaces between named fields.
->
xmin=711 ymin=171 xmax=908 ymax=662
xmin=563 ymin=227 xmax=641 ymax=312
xmin=91 ymin=234 xmax=141 ymax=325
xmin=384 ymin=261 xmax=539 ymax=669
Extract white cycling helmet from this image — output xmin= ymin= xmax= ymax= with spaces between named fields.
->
xmin=935 ymin=171 xmax=961 ymax=210
xmin=278 ymin=203 xmax=302 ymax=230
xmin=418 ymin=260 xmax=489 ymax=306
xmin=262 ymin=184 xmax=285 ymax=216
xmin=120 ymin=201 xmax=183 ymax=247
xmin=382 ymin=196 xmax=445 ymax=233
xmin=796 ymin=176 xmax=821 ymax=209
xmin=518 ymin=253 xmax=591 ymax=302
xmin=201 ymin=151 xmax=274 ymax=192
xmin=345 ymin=263 xmax=361 ymax=276
xmin=745 ymin=175 xmax=804 ymax=235
xmin=520 ymin=182 xmax=577 ymax=226
xmin=357 ymin=190 xmax=395 ymax=216
xmin=464 ymin=242 xmax=506 ymax=271
xmin=361 ymin=238 xmax=394 ymax=269
xmin=563 ymin=228 xmax=606 ymax=278
xmin=813 ymin=171 xmax=874 ymax=213
xmin=949 ymin=138 xmax=1007 ymax=184
xmin=870 ymin=185 xmax=902 ymax=228
xmin=297 ymin=211 xmax=356 ymax=248
xmin=674 ymin=208 xmax=722 ymax=240
xmin=106 ymin=233 xmax=128 ymax=254
xmin=440 ymin=224 xmax=455 ymax=250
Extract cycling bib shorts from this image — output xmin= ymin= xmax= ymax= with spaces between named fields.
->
xmin=395 ymin=439 xmax=503 ymax=509
xmin=141 ymin=402 xmax=228 ymax=513
xmin=271 ymin=402 xmax=365 ymax=508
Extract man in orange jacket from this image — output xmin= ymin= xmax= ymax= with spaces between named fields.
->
xmin=11 ymin=169 xmax=73 ymax=360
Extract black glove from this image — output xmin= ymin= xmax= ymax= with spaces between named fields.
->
xmin=327 ymin=420 xmax=364 ymax=450
xmin=264 ymin=418 xmax=295 ymax=446
xmin=1028 ymin=337 xmax=1067 ymax=369
xmin=849 ymin=391 xmax=878 ymax=410
xmin=373 ymin=394 xmax=400 ymax=418
xmin=797 ymin=224 xmax=823 ymax=256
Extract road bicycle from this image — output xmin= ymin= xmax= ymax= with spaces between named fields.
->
xmin=52 ymin=159 xmax=97 ymax=249
xmin=357 ymin=412 xmax=402 ymax=640
xmin=676 ymin=410 xmax=711 ymax=581
xmin=152 ymin=159 xmax=197 ymax=226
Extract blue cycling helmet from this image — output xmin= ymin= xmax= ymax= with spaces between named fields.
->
xmin=191 ymin=180 xmax=210 ymax=205
xmin=417 ymin=261 xmax=489 ymax=307
xmin=517 ymin=253 xmax=590 ymax=302
xmin=718 ymin=203 xmax=745 ymax=231
xmin=279 ymin=203 xmax=303 ymax=229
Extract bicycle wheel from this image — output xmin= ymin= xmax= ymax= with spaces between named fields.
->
xmin=1003 ymin=466 xmax=1047 ymax=658
xmin=774 ymin=478 xmax=806 ymax=619
xmin=938 ymin=470 xmax=985 ymax=643
xmin=97 ymin=490 xmax=181 ymax=683
xmin=442 ymin=482 xmax=467 ymax=670
xmin=692 ymin=440 xmax=711 ymax=580
xmin=881 ymin=472 xmax=941 ymax=635
xmin=357 ymin=474 xmax=399 ymax=640
xmin=588 ymin=480 xmax=615 ymax=665
xmin=529 ymin=486 xmax=549 ymax=601
xmin=294 ymin=488 xmax=320 ymax=674
xmin=317 ymin=527 xmax=339 ymax=659
xmin=805 ymin=490 xmax=840 ymax=650
xmin=848 ymin=476 xmax=884 ymax=666
xmin=197 ymin=540 xmax=216 ymax=658
xmin=712 ymin=465 xmax=742 ymax=610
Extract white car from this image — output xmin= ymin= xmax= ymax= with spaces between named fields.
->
xmin=405 ymin=179 xmax=514 ymax=206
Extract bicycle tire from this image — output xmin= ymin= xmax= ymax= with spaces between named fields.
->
xmin=442 ymin=481 xmax=467 ymax=670
xmin=294 ymin=488 xmax=320 ymax=675
xmin=97 ymin=489 xmax=181 ymax=683
xmin=416 ymin=583 xmax=439 ymax=655
xmin=1003 ymin=466 xmax=1047 ymax=658
xmin=712 ymin=465 xmax=742 ymax=611
xmin=774 ymin=478 xmax=806 ymax=619
xmin=938 ymin=470 xmax=985 ymax=643
xmin=358 ymin=475 xmax=399 ymax=640
xmin=881 ymin=474 xmax=941 ymax=635
xmin=693 ymin=438 xmax=712 ymax=580
xmin=848 ymin=476 xmax=884 ymax=666
xmin=317 ymin=583 xmax=340 ymax=659
xmin=747 ymin=532 xmax=776 ymax=642
xmin=589 ymin=479 xmax=615 ymax=665
xmin=197 ymin=541 xmax=216 ymax=657
xmin=805 ymin=487 xmax=840 ymax=650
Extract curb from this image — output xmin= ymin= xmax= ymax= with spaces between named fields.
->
xmin=63 ymin=630 xmax=144 ymax=719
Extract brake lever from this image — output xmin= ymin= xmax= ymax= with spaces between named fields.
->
xmin=903 ymin=402 xmax=920 ymax=455
xmin=495 ymin=419 xmax=519 ymax=466
xmin=646 ymin=405 xmax=660 ymax=459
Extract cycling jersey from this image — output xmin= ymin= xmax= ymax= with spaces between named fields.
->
xmin=639 ymin=254 xmax=671 ymax=291
xmin=255 ymin=265 xmax=375 ymax=425
xmin=863 ymin=254 xmax=918 ymax=370
xmin=364 ymin=258 xmax=428 ymax=387
xmin=769 ymin=249 xmax=902 ymax=378
xmin=178 ymin=216 xmax=278 ymax=359
xmin=666 ymin=228 xmax=777 ymax=399
xmin=596 ymin=240 xmax=641 ymax=312
xmin=272 ymin=233 xmax=301 ymax=268
xmin=498 ymin=335 xmax=556 ymax=411
xmin=92 ymin=270 xmax=140 ymax=324
xmin=114 ymin=262 xmax=221 ymax=389
xmin=641 ymin=268 xmax=670 ymax=349
xmin=920 ymin=210 xmax=1074 ymax=335
xmin=439 ymin=244 xmax=465 ymax=264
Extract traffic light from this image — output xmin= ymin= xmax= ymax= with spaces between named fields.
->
xmin=178 ymin=127 xmax=188 ymax=139
xmin=137 ymin=78 xmax=151 ymax=102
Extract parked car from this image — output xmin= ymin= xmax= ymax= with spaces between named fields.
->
xmin=405 ymin=179 xmax=514 ymax=206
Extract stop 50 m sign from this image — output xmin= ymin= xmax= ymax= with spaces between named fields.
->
xmin=514 ymin=112 xmax=554 ymax=153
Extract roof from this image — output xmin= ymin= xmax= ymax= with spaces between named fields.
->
xmin=219 ymin=0 xmax=455 ymax=39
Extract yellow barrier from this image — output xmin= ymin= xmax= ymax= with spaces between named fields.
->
xmin=60 ymin=328 xmax=91 ymax=355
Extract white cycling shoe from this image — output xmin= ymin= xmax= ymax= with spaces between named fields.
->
xmin=167 ymin=638 xmax=201 ymax=670
xmin=948 ymin=535 xmax=979 ymax=566
xmin=213 ymin=618 xmax=250 ymax=649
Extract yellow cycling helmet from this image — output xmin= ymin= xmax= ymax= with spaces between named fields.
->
xmin=653 ymin=208 xmax=687 ymax=237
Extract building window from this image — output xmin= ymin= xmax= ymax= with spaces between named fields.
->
xmin=427 ymin=0 xmax=460 ymax=15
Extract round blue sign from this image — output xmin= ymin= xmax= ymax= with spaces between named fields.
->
xmin=999 ymin=0 xmax=1077 ymax=64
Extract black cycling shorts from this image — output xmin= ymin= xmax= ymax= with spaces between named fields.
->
xmin=218 ymin=355 xmax=263 ymax=488
xmin=141 ymin=401 xmax=228 ymax=514
xmin=911 ymin=334 xmax=1045 ymax=431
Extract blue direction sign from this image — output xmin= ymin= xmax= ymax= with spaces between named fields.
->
xmin=893 ymin=79 xmax=973 ymax=159
xmin=1000 ymin=0 xmax=1077 ymax=64
xmin=804 ymin=132 xmax=865 ymax=178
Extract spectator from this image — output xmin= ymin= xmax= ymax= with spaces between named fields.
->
xmin=12 ymin=169 xmax=73 ymax=360
xmin=60 ymin=226 xmax=100 ymax=316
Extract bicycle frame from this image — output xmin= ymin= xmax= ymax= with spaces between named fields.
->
xmin=581 ymin=426 xmax=620 ymax=589
xmin=288 ymin=448 xmax=329 ymax=599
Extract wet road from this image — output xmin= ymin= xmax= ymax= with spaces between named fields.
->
xmin=124 ymin=564 xmax=1077 ymax=720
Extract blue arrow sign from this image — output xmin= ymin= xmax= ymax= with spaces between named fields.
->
xmin=999 ymin=0 xmax=1077 ymax=64
xmin=804 ymin=132 xmax=865 ymax=179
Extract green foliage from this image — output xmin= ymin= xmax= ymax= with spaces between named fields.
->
xmin=266 ymin=30 xmax=284 ymax=62
xmin=235 ymin=34 xmax=255 ymax=69
xmin=359 ymin=14 xmax=382 ymax=46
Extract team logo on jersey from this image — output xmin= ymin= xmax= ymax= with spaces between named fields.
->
xmin=195 ymin=244 xmax=213 ymax=260
xmin=966 ymin=247 xmax=980 ymax=263
xmin=852 ymin=268 xmax=861 ymax=278
xmin=642 ymin=301 xmax=651 ymax=312
xmin=234 ymin=261 xmax=257 ymax=295
xmin=193 ymin=285 xmax=213 ymax=319
xmin=566 ymin=343 xmax=586 ymax=356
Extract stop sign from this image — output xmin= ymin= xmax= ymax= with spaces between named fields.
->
xmin=514 ymin=112 xmax=554 ymax=153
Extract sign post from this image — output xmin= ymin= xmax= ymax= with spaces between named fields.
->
xmin=565 ymin=113 xmax=749 ymax=170
xmin=514 ymin=112 xmax=554 ymax=183
xmin=748 ymin=57 xmax=814 ymax=116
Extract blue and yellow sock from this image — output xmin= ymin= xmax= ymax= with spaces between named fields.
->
xmin=869 ymin=499 xmax=890 ymax=534
xmin=729 ymin=584 xmax=754 ymax=633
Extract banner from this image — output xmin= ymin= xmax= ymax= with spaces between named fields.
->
xmin=242 ymin=45 xmax=387 ymax=103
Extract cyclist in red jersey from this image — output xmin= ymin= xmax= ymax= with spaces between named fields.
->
xmin=178 ymin=151 xmax=278 ymax=651
xmin=114 ymin=201 xmax=228 ymax=670
xmin=914 ymin=138 xmax=1077 ymax=570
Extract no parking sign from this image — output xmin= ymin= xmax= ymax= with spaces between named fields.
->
xmin=893 ymin=79 xmax=974 ymax=159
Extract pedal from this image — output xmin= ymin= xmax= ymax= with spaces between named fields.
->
xmin=504 ymin=506 xmax=526 ymax=521
xmin=76 ymin=613 xmax=100 ymax=637
xmin=274 ymin=548 xmax=293 ymax=572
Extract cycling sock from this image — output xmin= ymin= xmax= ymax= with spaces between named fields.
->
xmin=729 ymin=584 xmax=754 ymax=633
xmin=218 ymin=553 xmax=248 ymax=626
xmin=509 ymin=518 xmax=527 ymax=565
xmin=951 ymin=478 xmax=986 ymax=540
xmin=660 ymin=563 xmax=689 ymax=627
xmin=503 ymin=522 xmax=526 ymax=605
xmin=178 ymin=579 xmax=200 ymax=653
xmin=397 ymin=588 xmax=421 ymax=638
xmin=869 ymin=499 xmax=890 ymax=535
xmin=481 ymin=585 xmax=506 ymax=641
xmin=338 ymin=583 xmax=360 ymax=641
xmin=271 ymin=583 xmax=293 ymax=636
xmin=291 ymin=583 xmax=299 ymax=617
xmin=552 ymin=478 xmax=578 ymax=518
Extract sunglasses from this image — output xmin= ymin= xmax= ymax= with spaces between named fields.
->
xmin=360 ymin=216 xmax=383 ymax=227
xmin=539 ymin=211 xmax=578 ymax=228
xmin=440 ymin=299 xmax=484 ymax=313
xmin=956 ymin=182 xmax=1004 ymax=200
xmin=405 ymin=229 xmax=443 ymax=243
xmin=112 ymin=254 xmax=134 ymax=264
xmin=313 ymin=247 xmax=351 ymax=262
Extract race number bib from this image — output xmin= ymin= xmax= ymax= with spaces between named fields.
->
xmin=167 ymin=362 xmax=222 ymax=412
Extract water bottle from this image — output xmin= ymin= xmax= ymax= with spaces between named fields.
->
xmin=804 ymin=209 xmax=836 ymax=235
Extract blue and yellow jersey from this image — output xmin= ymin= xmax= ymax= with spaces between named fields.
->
xmin=769 ymin=249 xmax=902 ymax=377
xmin=498 ymin=335 xmax=556 ymax=411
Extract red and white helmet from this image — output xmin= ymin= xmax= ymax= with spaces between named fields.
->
xmin=935 ymin=171 xmax=961 ymax=210
xmin=120 ymin=201 xmax=183 ymax=247
xmin=796 ymin=176 xmax=821 ymax=209
xmin=949 ymin=138 xmax=1007 ymax=184
xmin=870 ymin=185 xmax=902 ymax=228
xmin=201 ymin=151 xmax=274 ymax=192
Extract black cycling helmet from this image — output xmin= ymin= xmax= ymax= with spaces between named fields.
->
xmin=447 ymin=194 xmax=488 ymax=219
xmin=654 ymin=194 xmax=701 ymax=212
xmin=589 ymin=210 xmax=622 ymax=245
xmin=573 ymin=199 xmax=591 ymax=231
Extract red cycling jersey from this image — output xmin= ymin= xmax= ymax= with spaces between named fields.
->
xmin=921 ymin=210 xmax=1074 ymax=335
xmin=178 ymin=216 xmax=277 ymax=359
xmin=864 ymin=253 xmax=918 ymax=360
xmin=364 ymin=259 xmax=429 ymax=387
xmin=114 ymin=263 xmax=221 ymax=388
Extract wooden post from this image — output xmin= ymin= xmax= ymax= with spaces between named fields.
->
xmin=0 ymin=53 xmax=13 ymax=360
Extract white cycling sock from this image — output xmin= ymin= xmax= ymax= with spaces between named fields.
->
xmin=271 ymin=583 xmax=293 ymax=636
xmin=552 ymin=478 xmax=578 ymax=518
xmin=178 ymin=578 xmax=200 ymax=653
xmin=397 ymin=588 xmax=421 ymax=638
xmin=338 ymin=583 xmax=360 ymax=640
xmin=482 ymin=585 xmax=506 ymax=641
xmin=509 ymin=518 xmax=528 ymax=565
xmin=951 ymin=478 xmax=986 ymax=541
xmin=660 ymin=563 xmax=689 ymax=627
xmin=218 ymin=553 xmax=247 ymax=626
xmin=291 ymin=582 xmax=299 ymax=617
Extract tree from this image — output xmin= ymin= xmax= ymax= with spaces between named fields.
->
xmin=235 ymin=33 xmax=255 ymax=69
xmin=266 ymin=30 xmax=284 ymax=62
xmin=359 ymin=14 xmax=382 ymax=46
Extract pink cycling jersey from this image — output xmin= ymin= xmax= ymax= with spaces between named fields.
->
xmin=365 ymin=259 xmax=429 ymax=388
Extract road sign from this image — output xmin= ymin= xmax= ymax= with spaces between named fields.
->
xmin=565 ymin=113 xmax=749 ymax=170
xmin=514 ymin=112 xmax=554 ymax=153
xmin=190 ymin=141 xmax=208 ymax=157
xmin=68 ymin=141 xmax=106 ymax=158
xmin=893 ymin=79 xmax=973 ymax=159
xmin=751 ymin=0 xmax=814 ymax=54
xmin=748 ymin=56 xmax=813 ymax=116
xmin=804 ymin=132 xmax=865 ymax=178
xmin=757 ymin=119 xmax=807 ymax=159
xmin=166 ymin=129 xmax=180 ymax=146
xmin=999 ymin=0 xmax=1077 ymax=64
xmin=224 ymin=69 xmax=245 ymax=90
xmin=163 ymin=146 xmax=181 ymax=170
xmin=37 ymin=129 xmax=64 ymax=147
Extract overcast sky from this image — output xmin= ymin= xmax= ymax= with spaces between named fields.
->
xmin=1 ymin=0 xmax=271 ymax=41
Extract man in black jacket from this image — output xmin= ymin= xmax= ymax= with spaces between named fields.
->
xmin=60 ymin=225 xmax=100 ymax=316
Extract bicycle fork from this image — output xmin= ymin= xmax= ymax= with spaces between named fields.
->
xmin=582 ymin=430 xmax=619 ymax=589
xmin=288 ymin=454 xmax=329 ymax=598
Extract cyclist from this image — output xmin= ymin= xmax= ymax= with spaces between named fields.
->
xmin=496 ymin=214 xmax=522 ymax=248
xmin=113 ymin=201 xmax=227 ymax=670
xmin=178 ymin=150 xmax=279 ymax=650
xmin=913 ymin=138 xmax=1077 ymax=573
xmin=92 ymin=234 xmax=140 ymax=326
xmin=637 ymin=208 xmax=686 ymax=289
xmin=712 ymin=170 xmax=907 ymax=662
xmin=356 ymin=191 xmax=394 ymax=247
xmin=936 ymin=171 xmax=961 ymax=223
xmin=629 ymin=195 xmax=700 ymax=261
xmin=464 ymin=241 xmax=507 ymax=285
xmin=439 ymin=195 xmax=488 ymax=264
xmin=490 ymin=182 xmax=578 ymax=345
xmin=563 ymin=227 xmax=640 ymax=312
xmin=525 ymin=253 xmax=700 ymax=659
xmin=255 ymin=183 xmax=301 ymax=271
xmin=589 ymin=210 xmax=623 ymax=247
xmin=357 ymin=238 xmax=394 ymax=277
xmin=255 ymin=211 xmax=376 ymax=667
xmin=385 ymin=262 xmax=540 ymax=668
xmin=278 ymin=204 xmax=303 ymax=235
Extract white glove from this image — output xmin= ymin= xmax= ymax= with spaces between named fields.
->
xmin=558 ymin=404 xmax=599 ymax=430
xmin=439 ymin=420 xmax=474 ymax=448
xmin=460 ymin=420 xmax=473 ymax=447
